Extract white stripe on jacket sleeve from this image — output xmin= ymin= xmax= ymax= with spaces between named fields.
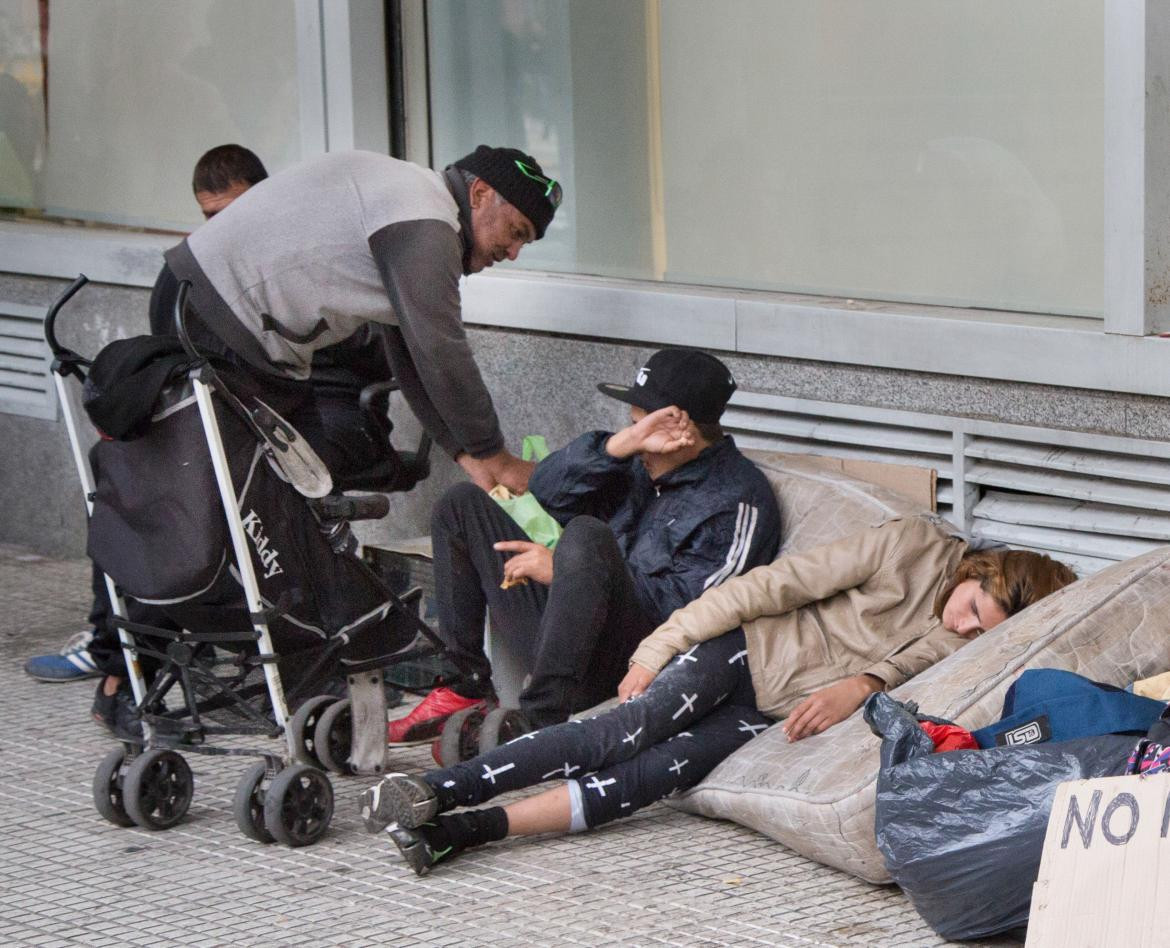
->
xmin=703 ymin=502 xmax=759 ymax=590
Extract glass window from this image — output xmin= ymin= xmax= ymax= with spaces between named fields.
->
xmin=0 ymin=0 xmax=301 ymax=232
xmin=428 ymin=0 xmax=657 ymax=279
xmin=0 ymin=0 xmax=45 ymax=211
xmin=428 ymin=0 xmax=1104 ymax=317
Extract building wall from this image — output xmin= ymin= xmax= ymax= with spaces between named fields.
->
xmin=6 ymin=270 xmax=1170 ymax=559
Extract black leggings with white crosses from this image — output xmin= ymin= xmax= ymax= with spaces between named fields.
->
xmin=422 ymin=628 xmax=772 ymax=829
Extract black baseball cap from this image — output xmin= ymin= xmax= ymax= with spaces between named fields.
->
xmin=597 ymin=349 xmax=737 ymax=424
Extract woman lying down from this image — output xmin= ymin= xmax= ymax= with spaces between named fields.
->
xmin=360 ymin=515 xmax=1076 ymax=875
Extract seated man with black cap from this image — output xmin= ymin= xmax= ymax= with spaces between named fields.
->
xmin=389 ymin=348 xmax=782 ymax=750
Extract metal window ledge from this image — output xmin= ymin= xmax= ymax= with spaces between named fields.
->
xmin=5 ymin=219 xmax=1170 ymax=398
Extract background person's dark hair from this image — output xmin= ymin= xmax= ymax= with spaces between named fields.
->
xmin=192 ymin=144 xmax=268 ymax=195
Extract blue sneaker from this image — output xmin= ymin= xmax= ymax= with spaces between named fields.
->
xmin=23 ymin=630 xmax=101 ymax=682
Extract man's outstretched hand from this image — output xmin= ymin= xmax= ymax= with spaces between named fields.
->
xmin=605 ymin=406 xmax=694 ymax=460
xmin=458 ymin=449 xmax=536 ymax=494
xmin=494 ymin=539 xmax=554 ymax=586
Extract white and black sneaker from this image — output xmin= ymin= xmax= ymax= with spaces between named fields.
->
xmin=359 ymin=773 xmax=438 ymax=833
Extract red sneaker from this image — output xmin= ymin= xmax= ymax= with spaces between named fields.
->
xmin=387 ymin=687 xmax=491 ymax=745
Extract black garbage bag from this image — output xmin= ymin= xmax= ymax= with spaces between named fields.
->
xmin=864 ymin=693 xmax=1134 ymax=941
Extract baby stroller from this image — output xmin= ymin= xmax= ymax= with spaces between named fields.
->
xmin=46 ymin=275 xmax=462 ymax=846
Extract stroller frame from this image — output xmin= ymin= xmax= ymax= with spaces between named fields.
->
xmin=46 ymin=274 xmax=459 ymax=846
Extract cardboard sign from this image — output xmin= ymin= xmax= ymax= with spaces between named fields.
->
xmin=1027 ymin=773 xmax=1170 ymax=947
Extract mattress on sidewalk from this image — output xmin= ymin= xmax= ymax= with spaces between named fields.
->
xmin=671 ymin=536 xmax=1170 ymax=883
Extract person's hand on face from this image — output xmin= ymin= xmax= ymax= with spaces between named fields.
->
xmin=606 ymin=406 xmax=695 ymax=460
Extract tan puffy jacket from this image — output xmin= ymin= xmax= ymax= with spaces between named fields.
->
xmin=628 ymin=516 xmax=970 ymax=720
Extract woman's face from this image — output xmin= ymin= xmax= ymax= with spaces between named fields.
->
xmin=941 ymin=579 xmax=1009 ymax=638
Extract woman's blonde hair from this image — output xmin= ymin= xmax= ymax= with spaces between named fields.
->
xmin=932 ymin=549 xmax=1077 ymax=621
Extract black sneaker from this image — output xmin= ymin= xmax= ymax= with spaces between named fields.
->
xmin=387 ymin=823 xmax=453 ymax=877
xmin=359 ymin=772 xmax=438 ymax=833
xmin=91 ymin=678 xmax=143 ymax=740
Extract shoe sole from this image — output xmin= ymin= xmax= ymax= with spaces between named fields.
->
xmin=359 ymin=776 xmax=437 ymax=833
xmin=387 ymin=826 xmax=434 ymax=876
xmin=25 ymin=669 xmax=102 ymax=682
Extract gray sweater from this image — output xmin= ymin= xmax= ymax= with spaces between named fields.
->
xmin=164 ymin=150 xmax=503 ymax=459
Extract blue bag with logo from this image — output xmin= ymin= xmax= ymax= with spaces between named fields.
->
xmin=972 ymin=668 xmax=1165 ymax=748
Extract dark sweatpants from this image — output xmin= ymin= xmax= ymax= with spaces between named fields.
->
xmin=424 ymin=629 xmax=771 ymax=828
xmin=86 ymin=562 xmax=172 ymax=678
xmin=432 ymin=482 xmax=657 ymax=728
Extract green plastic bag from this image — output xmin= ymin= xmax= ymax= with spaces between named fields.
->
xmin=489 ymin=436 xmax=563 ymax=548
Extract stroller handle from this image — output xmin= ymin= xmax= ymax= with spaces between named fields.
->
xmin=44 ymin=273 xmax=92 ymax=361
xmin=174 ymin=279 xmax=202 ymax=361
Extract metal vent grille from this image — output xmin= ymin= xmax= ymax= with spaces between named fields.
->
xmin=0 ymin=301 xmax=55 ymax=421
xmin=724 ymin=391 xmax=1170 ymax=575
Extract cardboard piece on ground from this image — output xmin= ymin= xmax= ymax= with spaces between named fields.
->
xmin=771 ymin=452 xmax=937 ymax=512
xmin=1027 ymin=773 xmax=1170 ymax=947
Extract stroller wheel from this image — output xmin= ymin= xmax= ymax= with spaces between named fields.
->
xmin=233 ymin=761 xmax=276 ymax=844
xmin=436 ymin=706 xmax=486 ymax=767
xmin=288 ymin=695 xmax=338 ymax=768
xmin=313 ymin=699 xmax=353 ymax=775
xmin=478 ymin=708 xmax=532 ymax=754
xmin=122 ymin=748 xmax=194 ymax=830
xmin=263 ymin=764 xmax=334 ymax=847
xmin=92 ymin=746 xmax=136 ymax=828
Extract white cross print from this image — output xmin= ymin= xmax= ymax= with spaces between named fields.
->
xmin=481 ymin=761 xmax=516 ymax=785
xmin=622 ymin=727 xmax=643 ymax=746
xmin=668 ymin=731 xmax=694 ymax=741
xmin=672 ymin=692 xmax=698 ymax=719
xmin=676 ymin=644 xmax=700 ymax=665
xmin=585 ymin=775 xmax=617 ymax=797
xmin=668 ymin=758 xmax=689 ymax=775
xmin=506 ymin=732 xmax=538 ymax=745
xmin=541 ymin=762 xmax=581 ymax=779
xmin=727 ymin=649 xmax=748 ymax=665
xmin=738 ymin=720 xmax=769 ymax=736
